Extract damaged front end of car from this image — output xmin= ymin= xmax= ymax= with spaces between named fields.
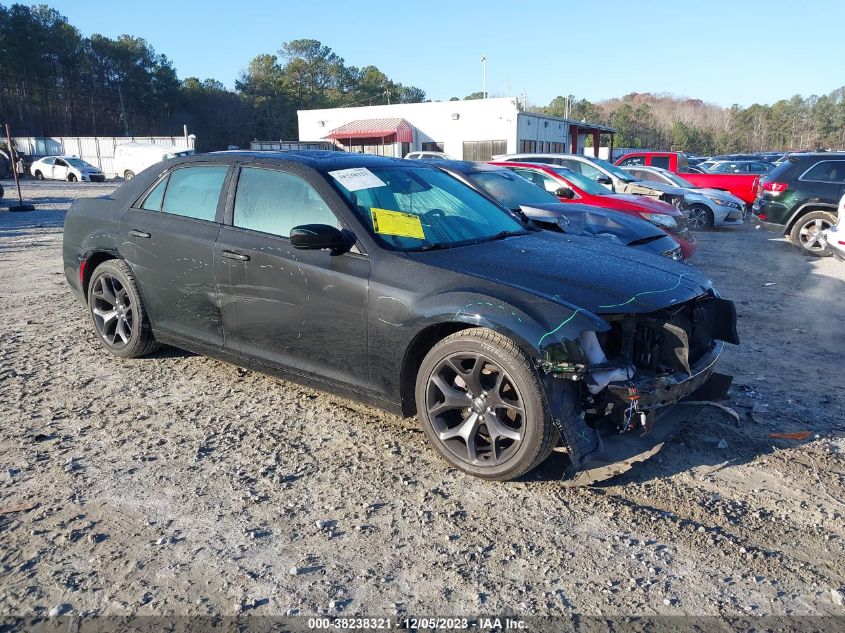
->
xmin=537 ymin=291 xmax=739 ymax=485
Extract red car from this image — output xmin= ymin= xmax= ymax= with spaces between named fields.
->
xmin=614 ymin=151 xmax=760 ymax=206
xmin=491 ymin=161 xmax=697 ymax=259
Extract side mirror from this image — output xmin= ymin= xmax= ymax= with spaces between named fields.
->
xmin=596 ymin=175 xmax=612 ymax=185
xmin=290 ymin=224 xmax=354 ymax=254
xmin=555 ymin=187 xmax=575 ymax=199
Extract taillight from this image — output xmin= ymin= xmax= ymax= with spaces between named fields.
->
xmin=762 ymin=181 xmax=788 ymax=194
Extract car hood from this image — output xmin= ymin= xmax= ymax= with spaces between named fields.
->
xmin=519 ymin=202 xmax=667 ymax=244
xmin=405 ymin=231 xmax=711 ymax=315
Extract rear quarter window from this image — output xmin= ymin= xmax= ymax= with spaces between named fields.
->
xmin=617 ymin=155 xmax=645 ymax=167
xmin=799 ymin=160 xmax=845 ymax=183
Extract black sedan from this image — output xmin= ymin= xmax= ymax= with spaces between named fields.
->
xmin=427 ymin=159 xmax=684 ymax=261
xmin=63 ymin=152 xmax=738 ymax=482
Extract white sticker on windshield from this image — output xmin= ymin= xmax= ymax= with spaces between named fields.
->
xmin=328 ymin=167 xmax=386 ymax=192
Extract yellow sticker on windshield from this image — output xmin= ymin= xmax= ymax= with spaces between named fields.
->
xmin=371 ymin=208 xmax=426 ymax=239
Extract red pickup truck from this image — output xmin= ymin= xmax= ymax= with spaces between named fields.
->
xmin=614 ymin=152 xmax=760 ymax=206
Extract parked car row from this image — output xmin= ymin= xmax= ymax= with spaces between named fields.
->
xmin=429 ymin=160 xmax=684 ymax=261
xmin=63 ymin=150 xmax=739 ymax=484
xmin=614 ymin=151 xmax=760 ymax=206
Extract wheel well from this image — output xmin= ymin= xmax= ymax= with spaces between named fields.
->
xmin=81 ymin=252 xmax=118 ymax=297
xmin=786 ymin=206 xmax=837 ymax=233
xmin=399 ymin=322 xmax=475 ymax=417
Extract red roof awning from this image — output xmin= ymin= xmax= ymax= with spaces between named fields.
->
xmin=324 ymin=118 xmax=414 ymax=144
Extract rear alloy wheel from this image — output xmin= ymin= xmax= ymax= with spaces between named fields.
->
xmin=34 ymin=170 xmax=43 ymax=180
xmin=415 ymin=328 xmax=556 ymax=480
xmin=790 ymin=211 xmax=835 ymax=256
xmin=685 ymin=205 xmax=713 ymax=229
xmin=87 ymin=260 xmax=158 ymax=358
xmin=124 ymin=170 xmax=135 ymax=180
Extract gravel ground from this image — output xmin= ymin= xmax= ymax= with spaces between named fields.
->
xmin=1 ymin=179 xmax=844 ymax=621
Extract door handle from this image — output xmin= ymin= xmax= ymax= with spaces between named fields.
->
xmin=221 ymin=250 xmax=251 ymax=261
xmin=129 ymin=229 xmax=151 ymax=239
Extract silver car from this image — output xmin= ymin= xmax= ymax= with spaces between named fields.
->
xmin=623 ymin=166 xmax=748 ymax=229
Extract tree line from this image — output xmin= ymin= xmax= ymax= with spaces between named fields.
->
xmin=2 ymin=3 xmax=845 ymax=154
xmin=0 ymin=4 xmax=426 ymax=150
xmin=535 ymin=89 xmax=845 ymax=155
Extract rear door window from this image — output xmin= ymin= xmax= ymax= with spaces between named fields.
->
xmin=651 ymin=156 xmax=671 ymax=169
xmin=233 ymin=167 xmax=339 ymax=238
xmin=161 ymin=166 xmax=228 ymax=221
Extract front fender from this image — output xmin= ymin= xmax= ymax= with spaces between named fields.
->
xmin=404 ymin=288 xmax=608 ymax=358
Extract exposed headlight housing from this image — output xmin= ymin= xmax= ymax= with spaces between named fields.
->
xmin=711 ymin=197 xmax=741 ymax=208
xmin=639 ymin=212 xmax=678 ymax=228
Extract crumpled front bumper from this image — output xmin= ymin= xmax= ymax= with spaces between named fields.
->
xmin=604 ymin=340 xmax=724 ymax=410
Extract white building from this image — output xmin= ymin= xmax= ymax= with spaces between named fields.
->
xmin=294 ymin=97 xmax=615 ymax=161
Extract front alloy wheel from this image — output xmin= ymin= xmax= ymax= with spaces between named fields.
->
xmin=685 ymin=205 xmax=712 ymax=229
xmin=426 ymin=352 xmax=525 ymax=466
xmin=415 ymin=328 xmax=557 ymax=480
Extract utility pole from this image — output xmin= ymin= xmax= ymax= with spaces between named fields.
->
xmin=481 ymin=53 xmax=487 ymax=99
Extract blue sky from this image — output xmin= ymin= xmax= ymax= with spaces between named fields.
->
xmin=41 ymin=0 xmax=845 ymax=107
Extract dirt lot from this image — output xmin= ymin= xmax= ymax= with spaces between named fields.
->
xmin=1 ymin=179 xmax=844 ymax=621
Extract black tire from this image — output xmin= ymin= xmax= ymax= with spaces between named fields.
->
xmin=34 ymin=170 xmax=43 ymax=180
xmin=67 ymin=173 xmax=77 ymax=182
xmin=685 ymin=204 xmax=713 ymax=229
xmin=86 ymin=260 xmax=158 ymax=358
xmin=789 ymin=210 xmax=835 ymax=256
xmin=415 ymin=327 xmax=557 ymax=480
xmin=124 ymin=170 xmax=135 ymax=180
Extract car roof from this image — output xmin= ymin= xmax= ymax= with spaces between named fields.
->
xmin=783 ymin=151 xmax=845 ymax=159
xmin=208 ymin=150 xmax=423 ymax=170
xmin=499 ymin=153 xmax=592 ymax=161
xmin=421 ymin=159 xmax=504 ymax=174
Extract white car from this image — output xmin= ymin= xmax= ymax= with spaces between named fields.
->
xmin=30 ymin=156 xmax=105 ymax=182
xmin=822 ymin=193 xmax=845 ymax=260
xmin=623 ymin=165 xmax=748 ymax=228
xmin=404 ymin=151 xmax=451 ymax=160
xmin=114 ymin=142 xmax=195 ymax=180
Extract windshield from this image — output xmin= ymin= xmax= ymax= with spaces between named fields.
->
xmin=65 ymin=158 xmax=91 ymax=168
xmin=588 ymin=157 xmax=637 ymax=183
xmin=329 ymin=166 xmax=528 ymax=251
xmin=467 ymin=170 xmax=559 ymax=209
xmin=548 ymin=166 xmax=609 ymax=196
